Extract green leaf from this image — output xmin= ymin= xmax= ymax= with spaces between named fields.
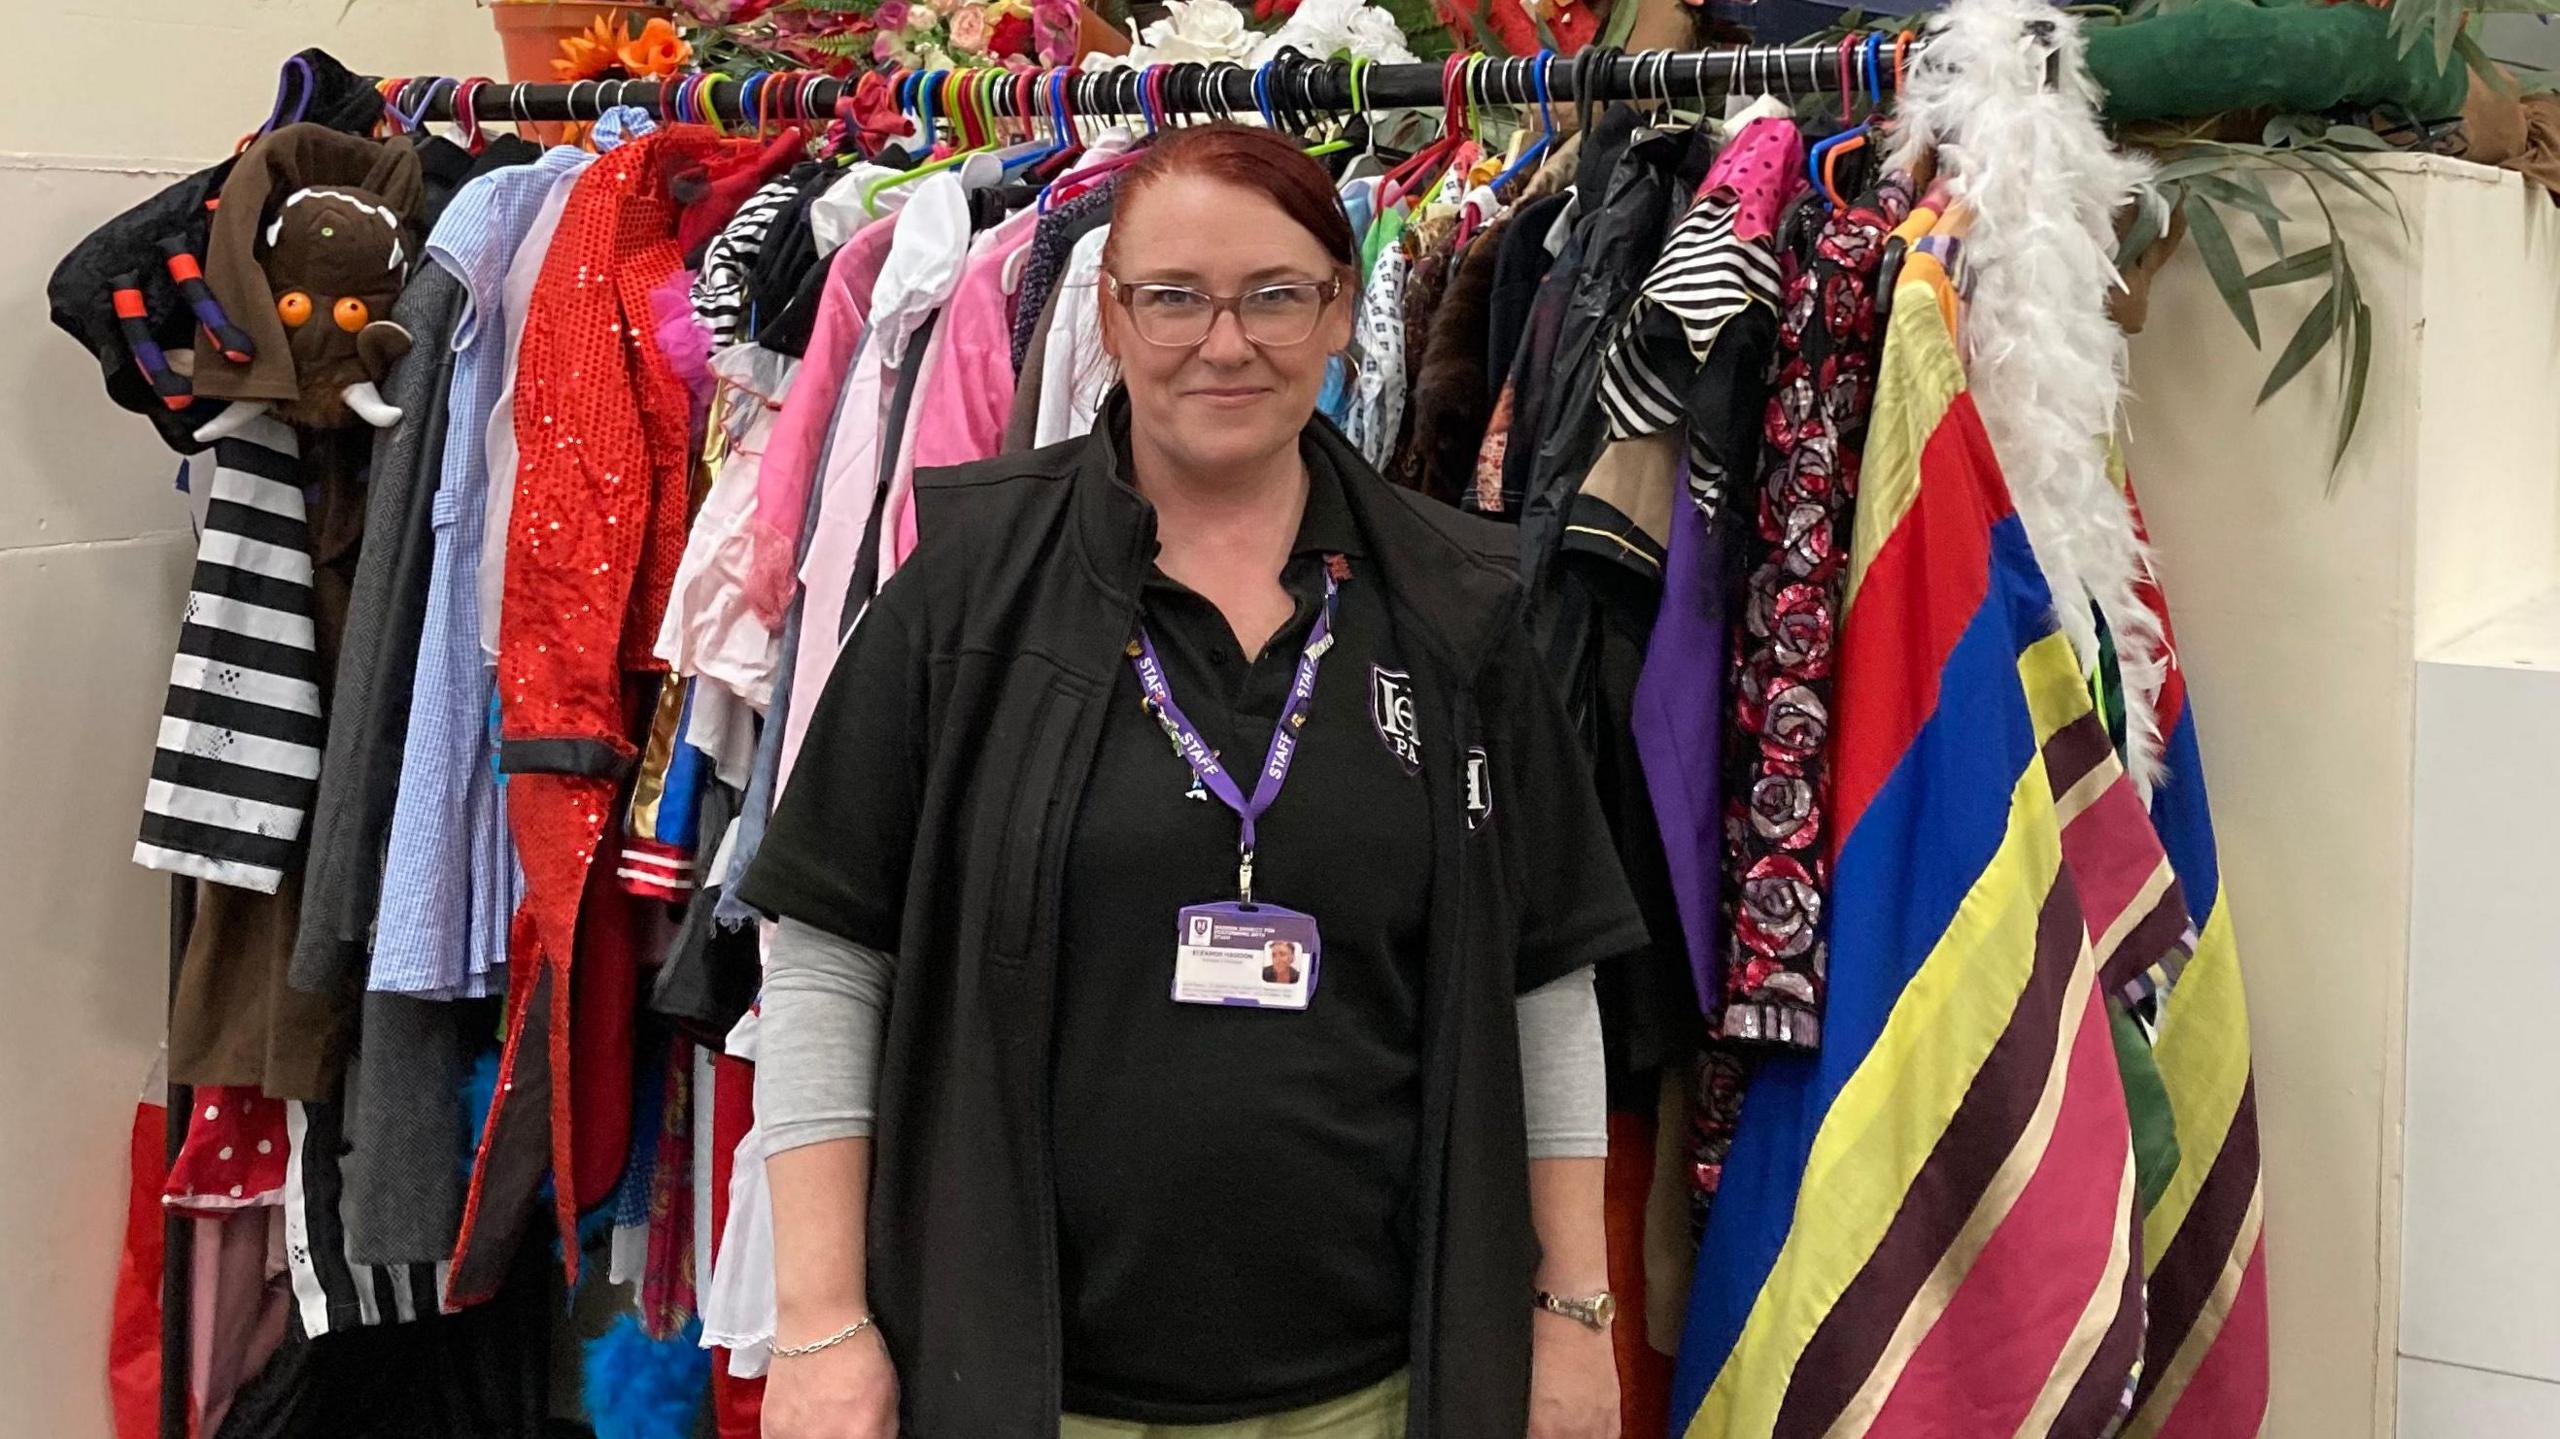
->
xmin=2184 ymin=198 xmax=2260 ymax=346
xmin=2457 ymin=31 xmax=2520 ymax=95
xmin=2187 ymin=172 xmax=2287 ymax=252
xmin=2292 ymin=146 xmax=2402 ymax=225
xmin=2153 ymin=152 xmax=2245 ymax=184
xmin=1597 ymin=0 xmax=1641 ymax=51
xmin=2323 ymin=125 xmax=2393 ymax=151
xmin=2257 ymin=286 xmax=2339 ymax=405
xmin=2116 ymin=190 xmax=2165 ymax=271
xmin=2334 ymin=296 xmax=2375 ymax=469
xmin=2262 ymin=114 xmax=2321 ymax=149
xmin=2245 ymin=243 xmax=2332 ymax=289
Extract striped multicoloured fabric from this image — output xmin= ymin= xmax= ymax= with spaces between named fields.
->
xmin=135 ymin=414 xmax=323 ymax=893
xmin=1670 ymin=261 xmax=2215 ymax=1439
xmin=2115 ymin=478 xmax=2271 ymax=1439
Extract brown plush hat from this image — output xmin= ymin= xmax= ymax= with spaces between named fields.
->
xmin=192 ymin=123 xmax=423 ymax=412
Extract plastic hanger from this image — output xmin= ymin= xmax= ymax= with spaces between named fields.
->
xmin=1486 ymin=51 xmax=1556 ymax=195
xmin=1291 ymin=57 xmax=1357 ymax=160
xmin=1379 ymin=55 xmax=1470 ymax=210
xmin=861 ymin=68 xmax=993 ymax=215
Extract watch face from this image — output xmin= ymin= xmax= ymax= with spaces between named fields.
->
xmin=1590 ymin=1293 xmax=1617 ymax=1327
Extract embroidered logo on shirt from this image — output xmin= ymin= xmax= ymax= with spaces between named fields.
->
xmin=1465 ymin=746 xmax=1493 ymax=831
xmin=1370 ymin=664 xmax=1421 ymax=775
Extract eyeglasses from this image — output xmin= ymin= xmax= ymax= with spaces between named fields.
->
xmin=1104 ymin=274 xmax=1344 ymax=349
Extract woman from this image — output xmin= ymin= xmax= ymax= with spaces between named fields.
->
xmin=741 ymin=123 xmax=1643 ymax=1439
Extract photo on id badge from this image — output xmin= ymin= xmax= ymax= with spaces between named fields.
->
xmin=1174 ymin=903 xmax=1320 ymax=1010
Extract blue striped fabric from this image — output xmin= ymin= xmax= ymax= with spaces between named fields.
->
xmin=366 ymin=147 xmax=590 ymax=999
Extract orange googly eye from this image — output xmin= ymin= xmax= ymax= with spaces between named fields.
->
xmin=276 ymin=291 xmax=313 ymax=327
xmin=333 ymin=297 xmax=370 ymax=332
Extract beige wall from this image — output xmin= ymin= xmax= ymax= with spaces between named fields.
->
xmin=2126 ymin=155 xmax=2560 ymax=1439
xmin=0 ymin=7 xmax=495 ymax=1436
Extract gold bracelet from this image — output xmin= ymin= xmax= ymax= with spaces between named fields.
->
xmin=772 ymin=1315 xmax=875 ymax=1359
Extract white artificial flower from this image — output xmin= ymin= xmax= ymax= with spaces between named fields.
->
xmin=1247 ymin=0 xmax=1415 ymax=65
xmin=1132 ymin=0 xmax=1259 ymax=63
xmin=1342 ymin=4 xmax=1415 ymax=61
xmin=907 ymin=2 xmax=941 ymax=32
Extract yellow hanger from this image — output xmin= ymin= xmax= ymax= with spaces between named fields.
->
xmin=862 ymin=67 xmax=1001 ymax=216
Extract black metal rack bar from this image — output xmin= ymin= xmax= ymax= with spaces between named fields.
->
xmin=389 ymin=40 xmax=1906 ymax=128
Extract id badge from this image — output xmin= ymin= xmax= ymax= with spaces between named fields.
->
xmin=1173 ymin=903 xmax=1321 ymax=1010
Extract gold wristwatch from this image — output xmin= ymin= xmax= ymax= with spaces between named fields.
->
xmin=1534 ymin=1289 xmax=1617 ymax=1332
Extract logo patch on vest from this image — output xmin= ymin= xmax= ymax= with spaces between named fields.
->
xmin=1465 ymin=746 xmax=1493 ymax=830
xmin=1370 ymin=665 xmax=1422 ymax=775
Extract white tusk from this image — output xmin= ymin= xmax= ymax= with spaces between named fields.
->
xmin=341 ymin=381 xmax=402 ymax=428
xmin=192 ymin=400 xmax=270 ymax=444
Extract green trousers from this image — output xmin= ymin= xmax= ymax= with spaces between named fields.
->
xmin=1059 ymin=1372 xmax=1409 ymax=1439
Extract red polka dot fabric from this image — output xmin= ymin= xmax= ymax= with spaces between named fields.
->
xmin=163 ymin=1086 xmax=288 ymax=1215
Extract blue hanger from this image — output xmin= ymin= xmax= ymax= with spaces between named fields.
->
xmin=1863 ymin=33 xmax=1884 ymax=109
xmin=1487 ymin=52 xmax=1557 ymax=195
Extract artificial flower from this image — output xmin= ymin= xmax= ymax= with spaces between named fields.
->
xmin=1248 ymin=0 xmax=1416 ymax=63
xmin=1253 ymin=0 xmax=1302 ymax=21
xmin=1127 ymin=0 xmax=1258 ymax=63
xmin=874 ymin=30 xmax=910 ymax=62
xmin=948 ymin=4 xmax=991 ymax=53
xmin=552 ymin=13 xmax=625 ymax=81
xmin=907 ymin=1 xmax=941 ymax=32
xmin=988 ymin=10 xmax=1035 ymax=55
xmin=874 ymin=0 xmax=912 ymax=31
xmin=1032 ymin=0 xmax=1081 ymax=62
xmin=673 ymin=0 xmax=776 ymax=21
xmin=618 ymin=16 xmax=693 ymax=77
xmin=917 ymin=41 xmax=960 ymax=71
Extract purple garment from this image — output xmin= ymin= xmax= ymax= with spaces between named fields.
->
xmin=1632 ymin=467 xmax=1742 ymax=1015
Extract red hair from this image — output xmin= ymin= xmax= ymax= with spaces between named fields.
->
xmin=1102 ymin=123 xmax=1357 ymax=272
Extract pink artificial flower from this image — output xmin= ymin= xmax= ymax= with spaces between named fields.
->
xmin=948 ymin=4 xmax=990 ymax=53
xmin=874 ymin=0 xmax=913 ymax=31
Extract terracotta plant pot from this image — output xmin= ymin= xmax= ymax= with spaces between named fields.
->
xmin=1077 ymin=2 xmax=1132 ymax=58
xmin=487 ymin=1 xmax=676 ymax=84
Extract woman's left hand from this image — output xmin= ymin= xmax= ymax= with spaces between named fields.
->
xmin=1528 ymin=1310 xmax=1622 ymax=1439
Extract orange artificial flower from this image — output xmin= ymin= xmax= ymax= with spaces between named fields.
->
xmin=553 ymin=13 xmax=625 ymax=81
xmin=619 ymin=17 xmax=693 ymax=78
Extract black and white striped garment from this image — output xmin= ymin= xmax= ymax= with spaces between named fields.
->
xmin=134 ymin=414 xmax=323 ymax=894
xmin=1595 ymin=190 xmax=1784 ymax=514
xmin=691 ymin=174 xmax=799 ymax=346
xmin=284 ymin=1096 xmax=452 ymax=1336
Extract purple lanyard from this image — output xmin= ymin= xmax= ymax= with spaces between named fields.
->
xmin=1129 ymin=570 xmax=1340 ymax=904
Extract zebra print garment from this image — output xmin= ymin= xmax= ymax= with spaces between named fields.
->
xmin=691 ymin=174 xmax=798 ymax=346
xmin=135 ymin=413 xmax=323 ymax=894
xmin=1594 ymin=189 xmax=1785 ymax=516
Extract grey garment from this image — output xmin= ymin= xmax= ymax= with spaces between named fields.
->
xmin=756 ymin=919 xmax=1610 ymax=1159
xmin=1009 ymin=180 xmax=1116 ymax=373
xmin=1515 ymin=964 xmax=1608 ymax=1159
xmin=1003 ymin=281 xmax=1063 ymax=454
xmin=711 ymin=557 xmax=805 ymax=930
xmin=289 ymin=261 xmax=469 ymax=994
xmin=339 ymin=989 xmax=470 ymax=1265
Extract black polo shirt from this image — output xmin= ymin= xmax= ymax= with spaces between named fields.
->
xmin=1052 ymin=463 xmax=1435 ymax=1423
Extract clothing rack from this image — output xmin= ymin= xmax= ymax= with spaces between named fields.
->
xmin=148 ymin=35 xmax=1903 ymax=1439
xmin=385 ymin=39 xmax=1908 ymax=131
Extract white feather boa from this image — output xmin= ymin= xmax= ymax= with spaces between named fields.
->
xmin=1888 ymin=0 xmax=2169 ymax=790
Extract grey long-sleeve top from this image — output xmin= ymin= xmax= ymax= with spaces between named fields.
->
xmin=756 ymin=917 xmax=1609 ymax=1159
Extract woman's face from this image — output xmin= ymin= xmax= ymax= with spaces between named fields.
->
xmin=1102 ymin=172 xmax=1352 ymax=478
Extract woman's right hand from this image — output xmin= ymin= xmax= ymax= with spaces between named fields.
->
xmin=761 ymin=1327 xmax=900 ymax=1439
